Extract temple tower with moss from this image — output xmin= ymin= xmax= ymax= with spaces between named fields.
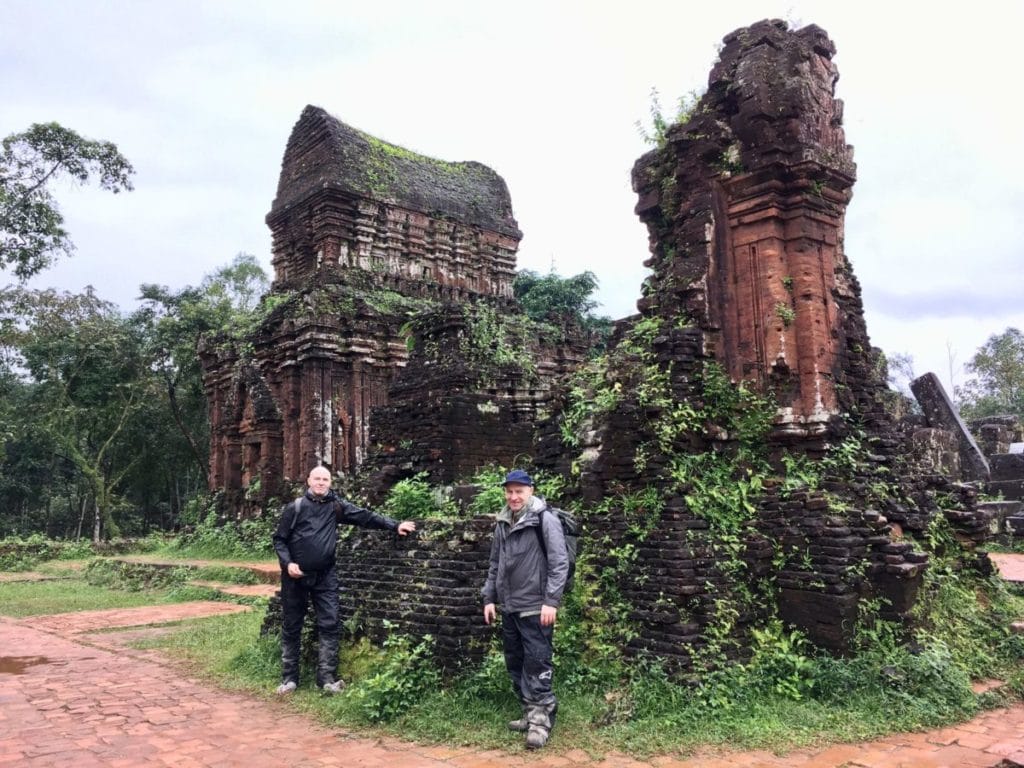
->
xmin=200 ymin=106 xmax=565 ymax=508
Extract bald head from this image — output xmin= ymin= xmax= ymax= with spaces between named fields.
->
xmin=307 ymin=466 xmax=332 ymax=497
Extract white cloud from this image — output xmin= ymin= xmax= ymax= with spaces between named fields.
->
xmin=3 ymin=0 xmax=1022 ymax=394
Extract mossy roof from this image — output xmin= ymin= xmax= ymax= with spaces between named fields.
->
xmin=268 ymin=105 xmax=521 ymax=238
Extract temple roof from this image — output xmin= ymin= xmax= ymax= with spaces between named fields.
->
xmin=268 ymin=105 xmax=521 ymax=238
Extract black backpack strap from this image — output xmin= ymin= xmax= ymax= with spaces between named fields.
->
xmin=534 ymin=506 xmax=548 ymax=557
xmin=288 ymin=496 xmax=303 ymax=534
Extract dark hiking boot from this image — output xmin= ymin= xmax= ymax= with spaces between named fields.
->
xmin=316 ymin=635 xmax=341 ymax=692
xmin=280 ymin=636 xmax=300 ymax=688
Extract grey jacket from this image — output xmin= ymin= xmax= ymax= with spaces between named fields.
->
xmin=481 ymin=494 xmax=569 ymax=613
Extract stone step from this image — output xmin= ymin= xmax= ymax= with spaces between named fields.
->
xmin=988 ymin=553 xmax=1024 ymax=583
xmin=992 ymin=453 xmax=1024 ymax=481
xmin=980 ymin=500 xmax=1024 ymax=534
xmin=972 ymin=678 xmax=1008 ymax=695
xmin=988 ymin=479 xmax=1024 ymax=501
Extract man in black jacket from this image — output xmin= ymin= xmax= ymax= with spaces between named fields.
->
xmin=482 ymin=469 xmax=568 ymax=749
xmin=272 ymin=465 xmax=416 ymax=694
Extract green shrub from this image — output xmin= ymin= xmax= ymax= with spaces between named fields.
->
xmin=0 ymin=535 xmax=97 ymax=571
xmin=348 ymin=624 xmax=440 ymax=722
xmin=379 ymin=473 xmax=456 ymax=520
xmin=164 ymin=496 xmax=275 ymax=559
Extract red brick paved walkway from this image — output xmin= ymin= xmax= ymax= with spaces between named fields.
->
xmin=4 ymin=611 xmax=1024 ymax=768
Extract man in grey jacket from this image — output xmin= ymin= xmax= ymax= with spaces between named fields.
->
xmin=482 ymin=469 xmax=568 ymax=750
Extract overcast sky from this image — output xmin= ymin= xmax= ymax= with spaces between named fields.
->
xmin=4 ymin=0 xmax=1022 ymax=396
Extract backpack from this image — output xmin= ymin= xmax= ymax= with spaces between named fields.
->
xmin=287 ymin=497 xmax=303 ymax=534
xmin=535 ymin=506 xmax=580 ymax=593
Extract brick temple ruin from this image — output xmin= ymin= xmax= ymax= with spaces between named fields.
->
xmin=229 ymin=20 xmax=998 ymax=672
xmin=200 ymin=105 xmax=589 ymax=511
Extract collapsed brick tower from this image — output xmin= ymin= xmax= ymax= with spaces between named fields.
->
xmin=633 ymin=20 xmax=873 ymax=444
xmin=535 ymin=20 xmax=969 ymax=663
xmin=200 ymin=107 xmax=528 ymax=507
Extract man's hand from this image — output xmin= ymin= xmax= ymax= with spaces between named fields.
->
xmin=540 ymin=605 xmax=557 ymax=627
xmin=483 ymin=603 xmax=497 ymax=625
xmin=397 ymin=521 xmax=416 ymax=536
xmin=286 ymin=562 xmax=304 ymax=579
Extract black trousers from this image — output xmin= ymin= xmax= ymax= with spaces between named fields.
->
xmin=280 ymin=567 xmax=340 ymax=686
xmin=501 ymin=611 xmax=557 ymax=711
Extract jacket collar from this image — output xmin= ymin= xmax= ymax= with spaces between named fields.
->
xmin=497 ymin=493 xmax=545 ymax=527
xmin=305 ymin=488 xmax=338 ymax=504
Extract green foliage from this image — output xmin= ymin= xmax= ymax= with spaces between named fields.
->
xmin=379 ymin=472 xmax=457 ymax=520
xmin=464 ymin=302 xmax=531 ymax=370
xmin=779 ymin=452 xmax=821 ymax=496
xmin=84 ymin=557 xmax=190 ymax=591
xmin=513 ymin=269 xmax=612 ymax=342
xmin=0 ymin=122 xmax=134 ymax=279
xmin=774 ymin=301 xmax=795 ymax=327
xmin=0 ymin=286 xmax=153 ymax=541
xmin=0 ymin=534 xmax=95 ymax=570
xmin=559 ymin=355 xmax=621 ymax=449
xmin=635 ymin=87 xmax=702 ymax=148
xmin=348 ymin=623 xmax=440 ymax=722
xmin=956 ymin=326 xmax=1024 ymax=421
xmin=0 ymin=250 xmax=269 ymax=542
xmin=746 ymin=620 xmax=816 ymax=701
xmin=160 ymin=495 xmax=275 ymax=559
xmin=811 ymin=600 xmax=977 ymax=722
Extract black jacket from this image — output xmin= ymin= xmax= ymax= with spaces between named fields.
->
xmin=272 ymin=489 xmax=397 ymax=573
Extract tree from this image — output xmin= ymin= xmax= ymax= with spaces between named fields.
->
xmin=200 ymin=252 xmax=270 ymax=314
xmin=514 ymin=268 xmax=614 ymax=347
xmin=514 ymin=268 xmax=600 ymax=320
xmin=0 ymin=122 xmax=134 ymax=279
xmin=0 ymin=287 xmax=150 ymax=541
xmin=0 ymin=255 xmax=270 ymax=539
xmin=135 ymin=253 xmax=270 ymax=484
xmin=956 ymin=327 xmax=1024 ymax=421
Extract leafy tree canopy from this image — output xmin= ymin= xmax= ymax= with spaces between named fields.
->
xmin=514 ymin=269 xmax=601 ymax=321
xmin=956 ymin=327 xmax=1024 ymax=421
xmin=134 ymin=252 xmax=269 ymax=481
xmin=514 ymin=268 xmax=614 ymax=348
xmin=0 ymin=122 xmax=134 ymax=279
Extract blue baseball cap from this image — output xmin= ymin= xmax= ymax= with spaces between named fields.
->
xmin=502 ymin=469 xmax=534 ymax=487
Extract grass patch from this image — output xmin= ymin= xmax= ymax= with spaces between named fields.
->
xmin=0 ymin=579 xmax=184 ymax=617
xmin=0 ymin=562 xmax=263 ymax=617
